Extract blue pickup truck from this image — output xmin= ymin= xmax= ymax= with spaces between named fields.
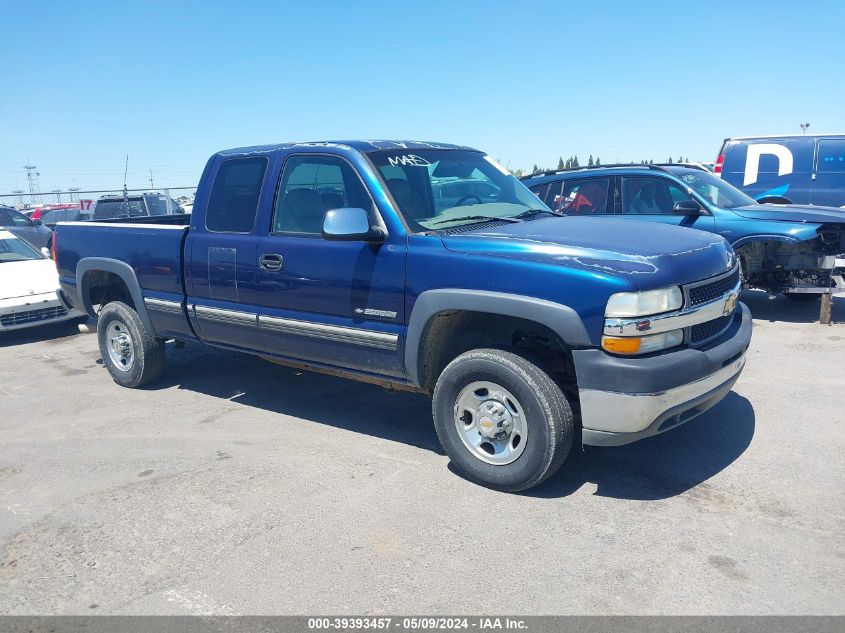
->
xmin=55 ymin=141 xmax=751 ymax=491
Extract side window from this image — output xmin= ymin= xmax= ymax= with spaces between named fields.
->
xmin=560 ymin=178 xmax=610 ymax=215
xmin=817 ymin=139 xmax=845 ymax=173
xmin=273 ymin=155 xmax=372 ymax=235
xmin=6 ymin=210 xmax=32 ymax=226
xmin=528 ymin=182 xmax=549 ymax=204
xmin=0 ymin=208 xmax=11 ymax=225
xmin=621 ymin=177 xmax=680 ymax=215
xmin=205 ymin=157 xmax=268 ymax=233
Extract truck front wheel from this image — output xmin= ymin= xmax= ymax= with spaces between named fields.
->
xmin=432 ymin=348 xmax=573 ymax=492
xmin=97 ymin=301 xmax=165 ymax=388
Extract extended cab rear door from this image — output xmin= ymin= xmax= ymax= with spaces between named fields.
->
xmin=185 ymin=155 xmax=269 ymax=350
xmin=254 ymin=152 xmax=406 ymax=379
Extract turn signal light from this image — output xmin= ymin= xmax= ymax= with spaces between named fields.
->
xmin=601 ymin=336 xmax=642 ymax=354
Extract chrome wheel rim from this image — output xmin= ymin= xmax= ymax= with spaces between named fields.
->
xmin=106 ymin=320 xmax=134 ymax=372
xmin=453 ymin=381 xmax=527 ymax=465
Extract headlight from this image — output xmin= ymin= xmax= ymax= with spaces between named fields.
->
xmin=605 ymin=286 xmax=683 ymax=318
xmin=602 ymin=329 xmax=684 ymax=355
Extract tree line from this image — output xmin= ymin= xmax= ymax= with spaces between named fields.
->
xmin=510 ymin=155 xmax=691 ymax=177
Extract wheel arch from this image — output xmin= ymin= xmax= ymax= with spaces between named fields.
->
xmin=405 ymin=289 xmax=591 ymax=390
xmin=76 ymin=257 xmax=156 ymax=334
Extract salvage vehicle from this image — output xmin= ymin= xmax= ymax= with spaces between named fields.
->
xmin=523 ymin=164 xmax=845 ymax=301
xmin=55 ymin=141 xmax=752 ymax=492
xmin=92 ymin=193 xmax=183 ymax=220
xmin=0 ymin=230 xmax=85 ymax=332
xmin=0 ymin=205 xmax=54 ymax=253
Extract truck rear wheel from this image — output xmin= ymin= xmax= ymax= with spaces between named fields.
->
xmin=97 ymin=301 xmax=165 ymax=388
xmin=432 ymin=348 xmax=573 ymax=492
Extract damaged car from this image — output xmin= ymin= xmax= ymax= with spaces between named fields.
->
xmin=522 ymin=164 xmax=845 ymax=300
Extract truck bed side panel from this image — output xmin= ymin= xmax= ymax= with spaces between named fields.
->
xmin=56 ymin=222 xmax=194 ymax=339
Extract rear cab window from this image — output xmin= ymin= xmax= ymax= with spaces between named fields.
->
xmin=205 ymin=157 xmax=268 ymax=233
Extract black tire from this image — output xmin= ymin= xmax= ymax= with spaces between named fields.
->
xmin=97 ymin=301 xmax=165 ymax=388
xmin=432 ymin=348 xmax=574 ymax=492
xmin=783 ymin=292 xmax=820 ymax=302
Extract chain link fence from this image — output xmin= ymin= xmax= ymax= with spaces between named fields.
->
xmin=0 ymin=187 xmax=198 ymax=213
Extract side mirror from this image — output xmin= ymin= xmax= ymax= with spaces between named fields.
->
xmin=672 ymin=200 xmax=703 ymax=215
xmin=32 ymin=219 xmax=42 ymax=226
xmin=321 ymin=208 xmax=386 ymax=243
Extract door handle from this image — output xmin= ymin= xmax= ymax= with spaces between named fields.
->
xmin=259 ymin=253 xmax=284 ymax=271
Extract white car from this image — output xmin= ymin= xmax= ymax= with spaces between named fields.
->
xmin=0 ymin=230 xmax=85 ymax=332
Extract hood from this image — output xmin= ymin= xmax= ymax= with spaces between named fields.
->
xmin=441 ymin=217 xmax=736 ymax=290
xmin=730 ymin=204 xmax=845 ymax=224
xmin=0 ymin=259 xmax=60 ymax=300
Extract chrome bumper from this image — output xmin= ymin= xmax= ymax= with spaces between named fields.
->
xmin=579 ymin=303 xmax=752 ymax=447
xmin=580 ymin=353 xmax=746 ymax=446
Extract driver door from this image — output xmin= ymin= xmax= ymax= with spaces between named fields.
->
xmin=616 ymin=175 xmax=715 ymax=231
xmin=255 ymin=153 xmax=407 ymax=378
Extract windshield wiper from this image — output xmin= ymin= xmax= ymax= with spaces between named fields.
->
xmin=516 ymin=208 xmax=566 ymax=219
xmin=432 ymin=215 xmax=523 ymax=226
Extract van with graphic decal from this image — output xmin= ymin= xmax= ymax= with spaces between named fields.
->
xmin=715 ymin=134 xmax=845 ymax=207
xmin=54 ymin=140 xmax=754 ymax=492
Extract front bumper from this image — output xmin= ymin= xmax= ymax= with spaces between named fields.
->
xmin=575 ymin=302 xmax=752 ymax=447
xmin=0 ymin=291 xmax=84 ymax=332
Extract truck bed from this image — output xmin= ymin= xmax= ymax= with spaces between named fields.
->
xmin=55 ymin=218 xmax=192 ymax=339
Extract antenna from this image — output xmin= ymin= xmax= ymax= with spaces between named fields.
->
xmin=123 ymin=155 xmax=129 ymax=201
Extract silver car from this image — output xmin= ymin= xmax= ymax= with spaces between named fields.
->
xmin=0 ymin=206 xmax=54 ymax=252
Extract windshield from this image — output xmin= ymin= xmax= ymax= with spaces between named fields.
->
xmin=0 ymin=231 xmax=42 ymax=262
xmin=668 ymin=167 xmax=756 ymax=209
xmin=368 ymin=150 xmax=549 ymax=230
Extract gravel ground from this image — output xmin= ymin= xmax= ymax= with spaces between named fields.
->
xmin=0 ymin=291 xmax=842 ymax=615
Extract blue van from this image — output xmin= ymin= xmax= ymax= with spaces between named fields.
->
xmin=715 ymin=134 xmax=845 ymax=207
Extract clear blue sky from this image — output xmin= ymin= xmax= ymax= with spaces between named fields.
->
xmin=1 ymin=0 xmax=843 ymax=195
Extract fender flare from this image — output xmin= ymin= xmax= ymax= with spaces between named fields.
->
xmin=404 ymin=289 xmax=591 ymax=387
xmin=76 ymin=257 xmax=156 ymax=334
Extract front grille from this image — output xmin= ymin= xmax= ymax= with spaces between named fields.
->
xmin=1 ymin=306 xmax=68 ymax=327
xmin=688 ymin=268 xmax=740 ymax=307
xmin=690 ymin=315 xmax=731 ymax=345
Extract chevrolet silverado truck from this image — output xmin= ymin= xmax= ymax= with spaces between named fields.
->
xmin=55 ymin=141 xmax=752 ymax=492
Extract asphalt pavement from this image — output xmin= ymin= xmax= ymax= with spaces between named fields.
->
xmin=0 ymin=291 xmax=842 ymax=615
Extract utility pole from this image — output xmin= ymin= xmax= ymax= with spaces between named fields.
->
xmin=12 ymin=189 xmax=25 ymax=205
xmin=149 ymin=168 xmax=155 ymax=190
xmin=51 ymin=187 xmax=62 ymax=203
xmin=24 ymin=161 xmax=40 ymax=203
xmin=68 ymin=187 xmax=80 ymax=203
